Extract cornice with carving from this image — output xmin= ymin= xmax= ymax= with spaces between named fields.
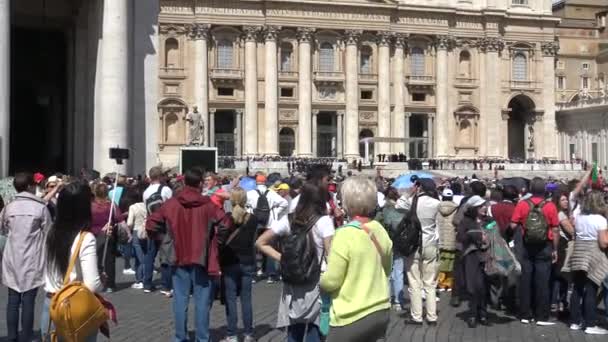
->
xmin=187 ymin=23 xmax=210 ymax=40
xmin=344 ymin=29 xmax=362 ymax=46
xmin=263 ymin=26 xmax=281 ymax=42
xmin=377 ymin=31 xmax=392 ymax=47
xmin=242 ymin=25 xmax=261 ymax=42
xmin=478 ymin=37 xmax=504 ymax=53
xmin=297 ymin=27 xmax=315 ymax=43
xmin=435 ymin=35 xmax=455 ymax=51
xmin=393 ymin=33 xmax=408 ymax=49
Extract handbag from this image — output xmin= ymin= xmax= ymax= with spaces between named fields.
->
xmin=47 ymin=232 xmax=109 ymax=342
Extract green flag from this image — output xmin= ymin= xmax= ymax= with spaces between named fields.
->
xmin=592 ymin=162 xmax=599 ymax=184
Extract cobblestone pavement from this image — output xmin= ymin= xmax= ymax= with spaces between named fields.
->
xmin=1 ymin=264 xmax=607 ymax=342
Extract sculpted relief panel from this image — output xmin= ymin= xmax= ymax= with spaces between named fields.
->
xmin=266 ymin=6 xmax=390 ymax=21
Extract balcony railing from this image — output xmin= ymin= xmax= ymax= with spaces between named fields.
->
xmin=210 ymin=68 xmax=244 ymax=80
xmin=455 ymin=77 xmax=476 ymax=84
xmin=557 ymin=95 xmax=608 ymax=111
xmin=160 ymin=67 xmax=186 ymax=78
xmin=405 ymin=75 xmax=435 ymax=85
xmin=359 ymin=73 xmax=378 ymax=82
xmin=313 ymin=71 xmax=345 ymax=83
xmin=507 ymin=80 xmax=537 ymax=89
xmin=278 ymin=71 xmax=299 ymax=79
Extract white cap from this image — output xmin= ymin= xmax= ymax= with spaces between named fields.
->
xmin=47 ymin=175 xmax=59 ymax=183
xmin=442 ymin=188 xmax=454 ymax=198
xmin=466 ymin=195 xmax=486 ymax=208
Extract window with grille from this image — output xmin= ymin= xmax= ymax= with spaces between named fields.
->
xmin=557 ymin=76 xmax=565 ymax=89
xmin=512 ymin=53 xmax=527 ymax=81
xmin=319 ymin=42 xmax=334 ymax=72
xmin=410 ymin=47 xmax=425 ymax=76
xmin=280 ymin=43 xmax=293 ymax=71
xmin=360 ymin=46 xmax=372 ymax=74
xmin=512 ymin=0 xmax=528 ymax=5
xmin=582 ymin=62 xmax=590 ymax=70
xmin=582 ymin=77 xmax=589 ymax=89
xmin=217 ymin=40 xmax=233 ymax=69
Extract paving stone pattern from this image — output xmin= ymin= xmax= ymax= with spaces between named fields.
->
xmin=0 ymin=267 xmax=606 ymax=342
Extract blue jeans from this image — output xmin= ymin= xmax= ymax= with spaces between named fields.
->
xmin=132 ymin=237 xmax=146 ymax=283
xmin=223 ymin=263 xmax=255 ymax=337
xmin=119 ymin=241 xmax=133 ymax=270
xmin=172 ymin=265 xmax=212 ymax=342
xmin=7 ymin=287 xmax=37 ymax=342
xmin=263 ymin=255 xmax=278 ymax=279
xmin=389 ymin=254 xmax=405 ymax=306
xmin=287 ymin=323 xmax=320 ymax=342
xmin=40 ymin=295 xmax=97 ymax=342
xmin=143 ymin=239 xmax=172 ymax=291
xmin=604 ymin=276 xmax=608 ymax=319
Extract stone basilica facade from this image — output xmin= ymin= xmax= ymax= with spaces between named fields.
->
xmin=156 ymin=0 xmax=560 ymax=165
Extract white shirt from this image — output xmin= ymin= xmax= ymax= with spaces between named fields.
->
xmin=396 ymin=193 xmax=440 ymax=245
xmin=143 ymin=183 xmax=173 ymax=203
xmin=271 ymin=215 xmax=335 ymax=270
xmin=44 ymin=232 xmax=102 ymax=293
xmin=127 ymin=203 xmax=147 ymax=239
xmin=574 ymin=213 xmax=607 ymax=241
xmin=247 ymin=185 xmax=289 ymax=224
xmin=453 ymin=195 xmax=464 ymax=206
xmin=377 ymin=192 xmax=386 ymax=209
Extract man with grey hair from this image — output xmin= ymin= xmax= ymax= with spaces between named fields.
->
xmin=396 ymin=179 xmax=440 ymax=325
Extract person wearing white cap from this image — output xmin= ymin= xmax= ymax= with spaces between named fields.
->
xmin=456 ymin=195 xmax=489 ymax=328
xmin=436 ymin=189 xmax=458 ymax=291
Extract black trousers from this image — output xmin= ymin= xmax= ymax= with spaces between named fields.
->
xmin=96 ymin=234 xmax=117 ymax=288
xmin=452 ymin=251 xmax=466 ymax=300
xmin=464 ymin=253 xmax=487 ymax=319
xmin=516 ymin=241 xmax=552 ymax=321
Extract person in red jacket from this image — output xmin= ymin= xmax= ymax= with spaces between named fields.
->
xmin=146 ymin=167 xmax=231 ymax=342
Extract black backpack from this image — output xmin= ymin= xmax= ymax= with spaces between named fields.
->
xmin=393 ymin=195 xmax=422 ymax=257
xmin=146 ymin=185 xmax=167 ymax=233
xmin=253 ymin=190 xmax=271 ymax=226
xmin=280 ymin=217 xmax=321 ymax=285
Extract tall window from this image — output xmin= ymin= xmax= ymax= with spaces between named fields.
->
xmin=582 ymin=77 xmax=590 ymax=89
xmin=217 ymin=39 xmax=233 ymax=69
xmin=512 ymin=53 xmax=527 ymax=81
xmin=165 ymin=38 xmax=179 ymax=68
xmin=458 ymin=51 xmax=471 ymax=77
xmin=360 ymin=46 xmax=372 ymax=74
xmin=410 ymin=47 xmax=425 ymax=76
xmin=280 ymin=42 xmax=293 ymax=71
xmin=319 ymin=42 xmax=334 ymax=72
xmin=512 ymin=0 xmax=528 ymax=4
xmin=557 ymin=76 xmax=566 ymax=89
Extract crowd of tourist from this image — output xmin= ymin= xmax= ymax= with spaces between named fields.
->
xmin=2 ymin=161 xmax=608 ymax=341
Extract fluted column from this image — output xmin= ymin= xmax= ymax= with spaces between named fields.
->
xmin=541 ymin=41 xmax=559 ymax=159
xmin=235 ymin=109 xmax=242 ymax=156
xmin=337 ymin=110 xmax=344 ymax=158
xmin=344 ymin=30 xmax=362 ymax=160
xmin=377 ymin=31 xmax=391 ymax=155
xmin=189 ymin=24 xmax=210 ymax=146
xmin=480 ymin=37 xmax=504 ymax=158
xmin=427 ymin=114 xmax=434 ymax=158
xmin=405 ymin=112 xmax=411 ymax=156
xmin=297 ymin=28 xmax=314 ymax=157
xmin=95 ymin=0 xmax=129 ymax=173
xmin=209 ymin=108 xmax=216 ymax=147
xmin=392 ymin=34 xmax=406 ymax=154
xmin=435 ymin=36 xmax=451 ymax=158
xmin=264 ymin=26 xmax=280 ymax=155
xmin=243 ymin=26 xmax=260 ymax=156
xmin=312 ymin=110 xmax=319 ymax=156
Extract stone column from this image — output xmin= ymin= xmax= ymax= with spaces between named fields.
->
xmin=480 ymin=37 xmax=504 ymax=158
xmin=95 ymin=0 xmax=130 ymax=173
xmin=243 ymin=26 xmax=260 ymax=156
xmin=312 ymin=110 xmax=319 ymax=156
xmin=0 ymin=0 xmax=9 ymax=176
xmin=377 ymin=31 xmax=391 ymax=155
xmin=337 ymin=110 xmax=344 ymax=158
xmin=405 ymin=112 xmax=411 ymax=156
xmin=427 ymin=114 xmax=434 ymax=158
xmin=264 ymin=26 xmax=280 ymax=155
xmin=344 ymin=30 xmax=362 ymax=160
xmin=392 ymin=34 xmax=406 ymax=154
xmin=297 ymin=28 xmax=314 ymax=157
xmin=435 ymin=36 xmax=451 ymax=158
xmin=189 ymin=24 xmax=210 ymax=146
xmin=235 ymin=109 xmax=242 ymax=156
xmin=541 ymin=41 xmax=559 ymax=159
xmin=209 ymin=108 xmax=216 ymax=147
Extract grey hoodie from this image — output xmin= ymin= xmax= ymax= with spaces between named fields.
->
xmin=436 ymin=201 xmax=458 ymax=250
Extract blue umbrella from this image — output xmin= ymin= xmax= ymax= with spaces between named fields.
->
xmin=391 ymin=172 xmax=434 ymax=189
xmin=238 ymin=177 xmax=256 ymax=191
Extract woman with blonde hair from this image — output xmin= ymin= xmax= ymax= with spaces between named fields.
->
xmin=320 ymin=177 xmax=392 ymax=341
xmin=566 ymin=190 xmax=608 ymax=334
xmin=219 ymin=187 xmax=259 ymax=342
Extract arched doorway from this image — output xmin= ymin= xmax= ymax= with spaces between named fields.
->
xmin=279 ymin=127 xmax=295 ymax=157
xmin=359 ymin=129 xmax=374 ymax=160
xmin=507 ymin=95 xmax=535 ymax=160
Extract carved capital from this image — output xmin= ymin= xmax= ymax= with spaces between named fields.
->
xmin=344 ymin=29 xmax=362 ymax=46
xmin=337 ymin=110 xmax=345 ymax=116
xmin=187 ymin=23 xmax=210 ymax=40
xmin=479 ymin=37 xmax=504 ymax=53
xmin=393 ymin=33 xmax=408 ymax=49
xmin=235 ymin=109 xmax=243 ymax=116
xmin=312 ymin=109 xmax=320 ymax=116
xmin=296 ymin=27 xmax=315 ymax=43
xmin=377 ymin=31 xmax=392 ymax=47
xmin=209 ymin=108 xmax=217 ymax=115
xmin=541 ymin=41 xmax=559 ymax=57
xmin=435 ymin=35 xmax=455 ymax=50
xmin=405 ymin=112 xmax=412 ymax=118
xmin=242 ymin=26 xmax=261 ymax=42
xmin=263 ymin=25 xmax=281 ymax=42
